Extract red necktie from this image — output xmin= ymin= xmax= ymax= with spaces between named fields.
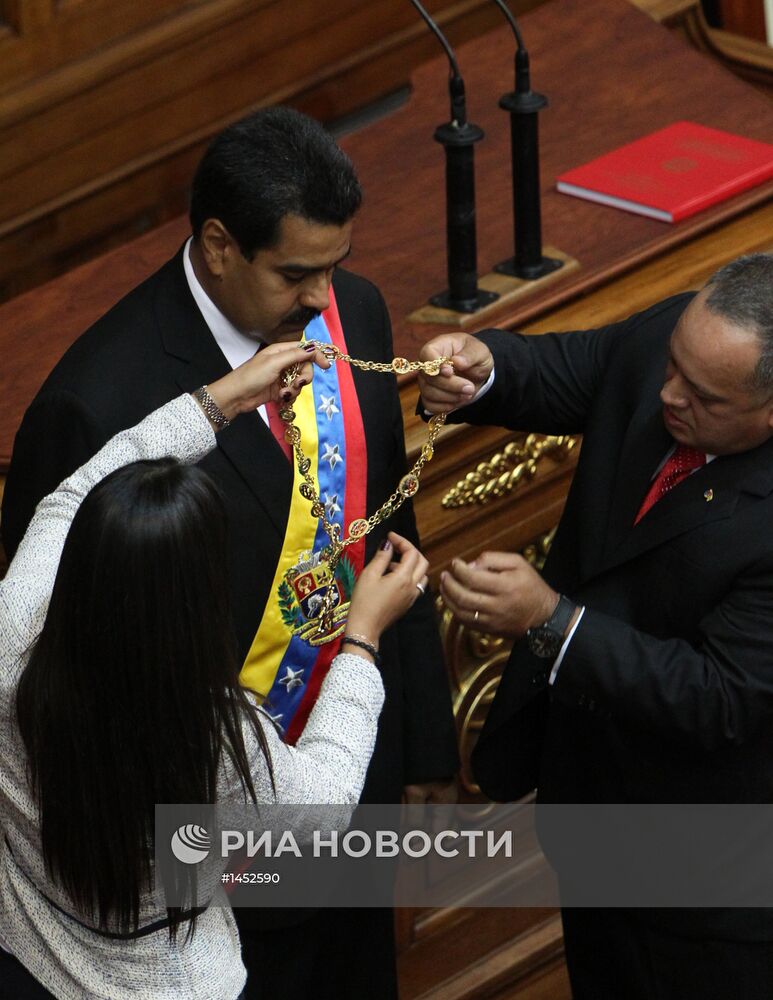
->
xmin=266 ymin=399 xmax=293 ymax=463
xmin=635 ymin=444 xmax=706 ymax=524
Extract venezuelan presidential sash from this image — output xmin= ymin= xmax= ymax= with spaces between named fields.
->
xmin=240 ymin=289 xmax=368 ymax=744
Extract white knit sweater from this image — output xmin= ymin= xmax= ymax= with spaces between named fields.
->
xmin=0 ymin=394 xmax=384 ymax=1000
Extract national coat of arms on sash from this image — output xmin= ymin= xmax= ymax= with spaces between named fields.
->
xmin=279 ymin=550 xmax=356 ymax=646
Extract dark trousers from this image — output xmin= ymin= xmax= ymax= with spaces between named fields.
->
xmin=562 ymin=908 xmax=773 ymax=1000
xmin=238 ymin=907 xmax=398 ymax=1000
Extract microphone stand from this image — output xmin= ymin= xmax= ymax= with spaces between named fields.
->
xmin=490 ymin=0 xmax=563 ymax=280
xmin=410 ymin=0 xmax=497 ymax=313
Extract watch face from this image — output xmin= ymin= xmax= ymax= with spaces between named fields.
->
xmin=527 ymin=626 xmax=562 ymax=659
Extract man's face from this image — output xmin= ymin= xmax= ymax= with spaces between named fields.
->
xmin=660 ymin=289 xmax=773 ymax=455
xmin=208 ymin=213 xmax=353 ymax=343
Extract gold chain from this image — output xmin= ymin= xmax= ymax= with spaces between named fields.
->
xmin=308 ymin=342 xmax=450 ymax=377
xmin=278 ymin=343 xmax=450 ymax=637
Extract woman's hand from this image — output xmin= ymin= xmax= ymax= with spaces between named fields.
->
xmin=344 ymin=533 xmax=429 ymax=651
xmin=203 ymin=342 xmax=330 ymax=423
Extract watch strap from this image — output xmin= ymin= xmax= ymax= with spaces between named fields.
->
xmin=193 ymin=385 xmax=231 ymax=431
xmin=546 ymin=594 xmax=576 ymax=638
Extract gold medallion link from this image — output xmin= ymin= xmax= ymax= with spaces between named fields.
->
xmin=279 ymin=344 xmax=451 ymax=637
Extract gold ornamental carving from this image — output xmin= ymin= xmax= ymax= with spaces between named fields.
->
xmin=442 ymin=434 xmax=577 ymax=509
xmin=439 ymin=527 xmax=557 ymax=799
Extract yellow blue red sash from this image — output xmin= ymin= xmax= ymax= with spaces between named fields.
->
xmin=240 ymin=289 xmax=367 ymax=743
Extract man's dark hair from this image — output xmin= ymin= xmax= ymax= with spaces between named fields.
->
xmin=190 ymin=106 xmax=362 ymax=259
xmin=704 ymin=253 xmax=773 ymax=392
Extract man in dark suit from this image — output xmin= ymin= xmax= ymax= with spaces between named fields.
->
xmin=2 ymin=107 xmax=458 ymax=999
xmin=417 ymin=253 xmax=773 ymax=999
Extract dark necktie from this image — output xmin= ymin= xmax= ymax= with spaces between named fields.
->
xmin=635 ymin=444 xmax=706 ymax=524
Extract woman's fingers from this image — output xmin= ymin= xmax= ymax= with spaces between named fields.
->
xmin=389 ymin=537 xmax=421 ymax=579
xmin=346 ymin=535 xmax=432 ymax=641
xmin=363 ymin=537 xmax=395 ymax=578
xmin=244 ymin=343 xmax=331 ymax=408
xmin=262 ymin=340 xmax=331 ymax=374
xmin=204 ymin=341 xmax=333 ymax=422
xmin=381 ymin=534 xmax=430 ymax=607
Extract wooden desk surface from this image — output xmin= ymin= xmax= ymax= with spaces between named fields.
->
xmin=343 ymin=0 xmax=773 ymax=344
xmin=1 ymin=0 xmax=772 ymax=472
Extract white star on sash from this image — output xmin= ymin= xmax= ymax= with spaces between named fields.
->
xmin=319 ymin=394 xmax=340 ymax=421
xmin=321 ymin=442 xmax=343 ymax=470
xmin=279 ymin=666 xmax=304 ymax=692
xmin=324 ymin=493 xmax=341 ymax=519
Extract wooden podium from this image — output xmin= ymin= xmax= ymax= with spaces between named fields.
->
xmin=0 ymin=1 xmax=772 ymax=996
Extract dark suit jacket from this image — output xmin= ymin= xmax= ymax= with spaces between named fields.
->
xmin=2 ymin=250 xmax=458 ymax=804
xmin=458 ymin=294 xmax=773 ymax=938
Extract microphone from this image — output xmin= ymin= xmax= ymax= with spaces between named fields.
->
xmin=410 ymin=0 xmax=497 ymax=313
xmin=489 ymin=0 xmax=563 ymax=280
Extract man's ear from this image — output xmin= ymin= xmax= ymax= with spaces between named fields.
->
xmin=198 ymin=219 xmax=233 ymax=279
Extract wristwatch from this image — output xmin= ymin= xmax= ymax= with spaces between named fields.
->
xmin=526 ymin=594 xmax=577 ymax=659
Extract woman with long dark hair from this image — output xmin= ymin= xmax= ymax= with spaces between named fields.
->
xmin=0 ymin=342 xmax=429 ymax=999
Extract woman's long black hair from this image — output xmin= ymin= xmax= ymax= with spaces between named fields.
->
xmin=16 ymin=458 xmax=273 ymax=937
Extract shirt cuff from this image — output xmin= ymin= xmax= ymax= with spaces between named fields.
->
xmin=548 ymin=605 xmax=585 ymax=686
xmin=466 ymin=365 xmax=496 ymax=405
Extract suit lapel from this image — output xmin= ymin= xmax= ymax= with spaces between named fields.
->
xmin=600 ymin=398 xmax=673 ymax=567
xmin=596 ymin=433 xmax=773 ymax=579
xmin=155 ymin=249 xmax=293 ymax=538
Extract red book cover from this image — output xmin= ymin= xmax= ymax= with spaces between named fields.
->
xmin=556 ymin=121 xmax=773 ymax=223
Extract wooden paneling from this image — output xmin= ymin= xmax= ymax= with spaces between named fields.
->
xmin=633 ymin=0 xmax=773 ymax=93
xmin=1 ymin=0 xmax=54 ymax=34
xmin=399 ymin=911 xmax=568 ymax=999
xmin=0 ymin=0 xmax=267 ymax=89
xmin=629 ymin=0 xmax=701 ymax=25
xmin=0 ymin=0 xmax=548 ymax=302
xmin=681 ymin=11 xmax=773 ymax=92
xmin=716 ymin=0 xmax=768 ymax=40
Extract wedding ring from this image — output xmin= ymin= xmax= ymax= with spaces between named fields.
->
xmin=416 ymin=582 xmax=426 ymax=594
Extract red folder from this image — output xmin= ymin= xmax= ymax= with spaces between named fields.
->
xmin=556 ymin=121 xmax=773 ymax=223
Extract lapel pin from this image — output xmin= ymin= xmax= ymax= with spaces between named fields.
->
xmin=704 ymin=489 xmax=714 ymax=502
